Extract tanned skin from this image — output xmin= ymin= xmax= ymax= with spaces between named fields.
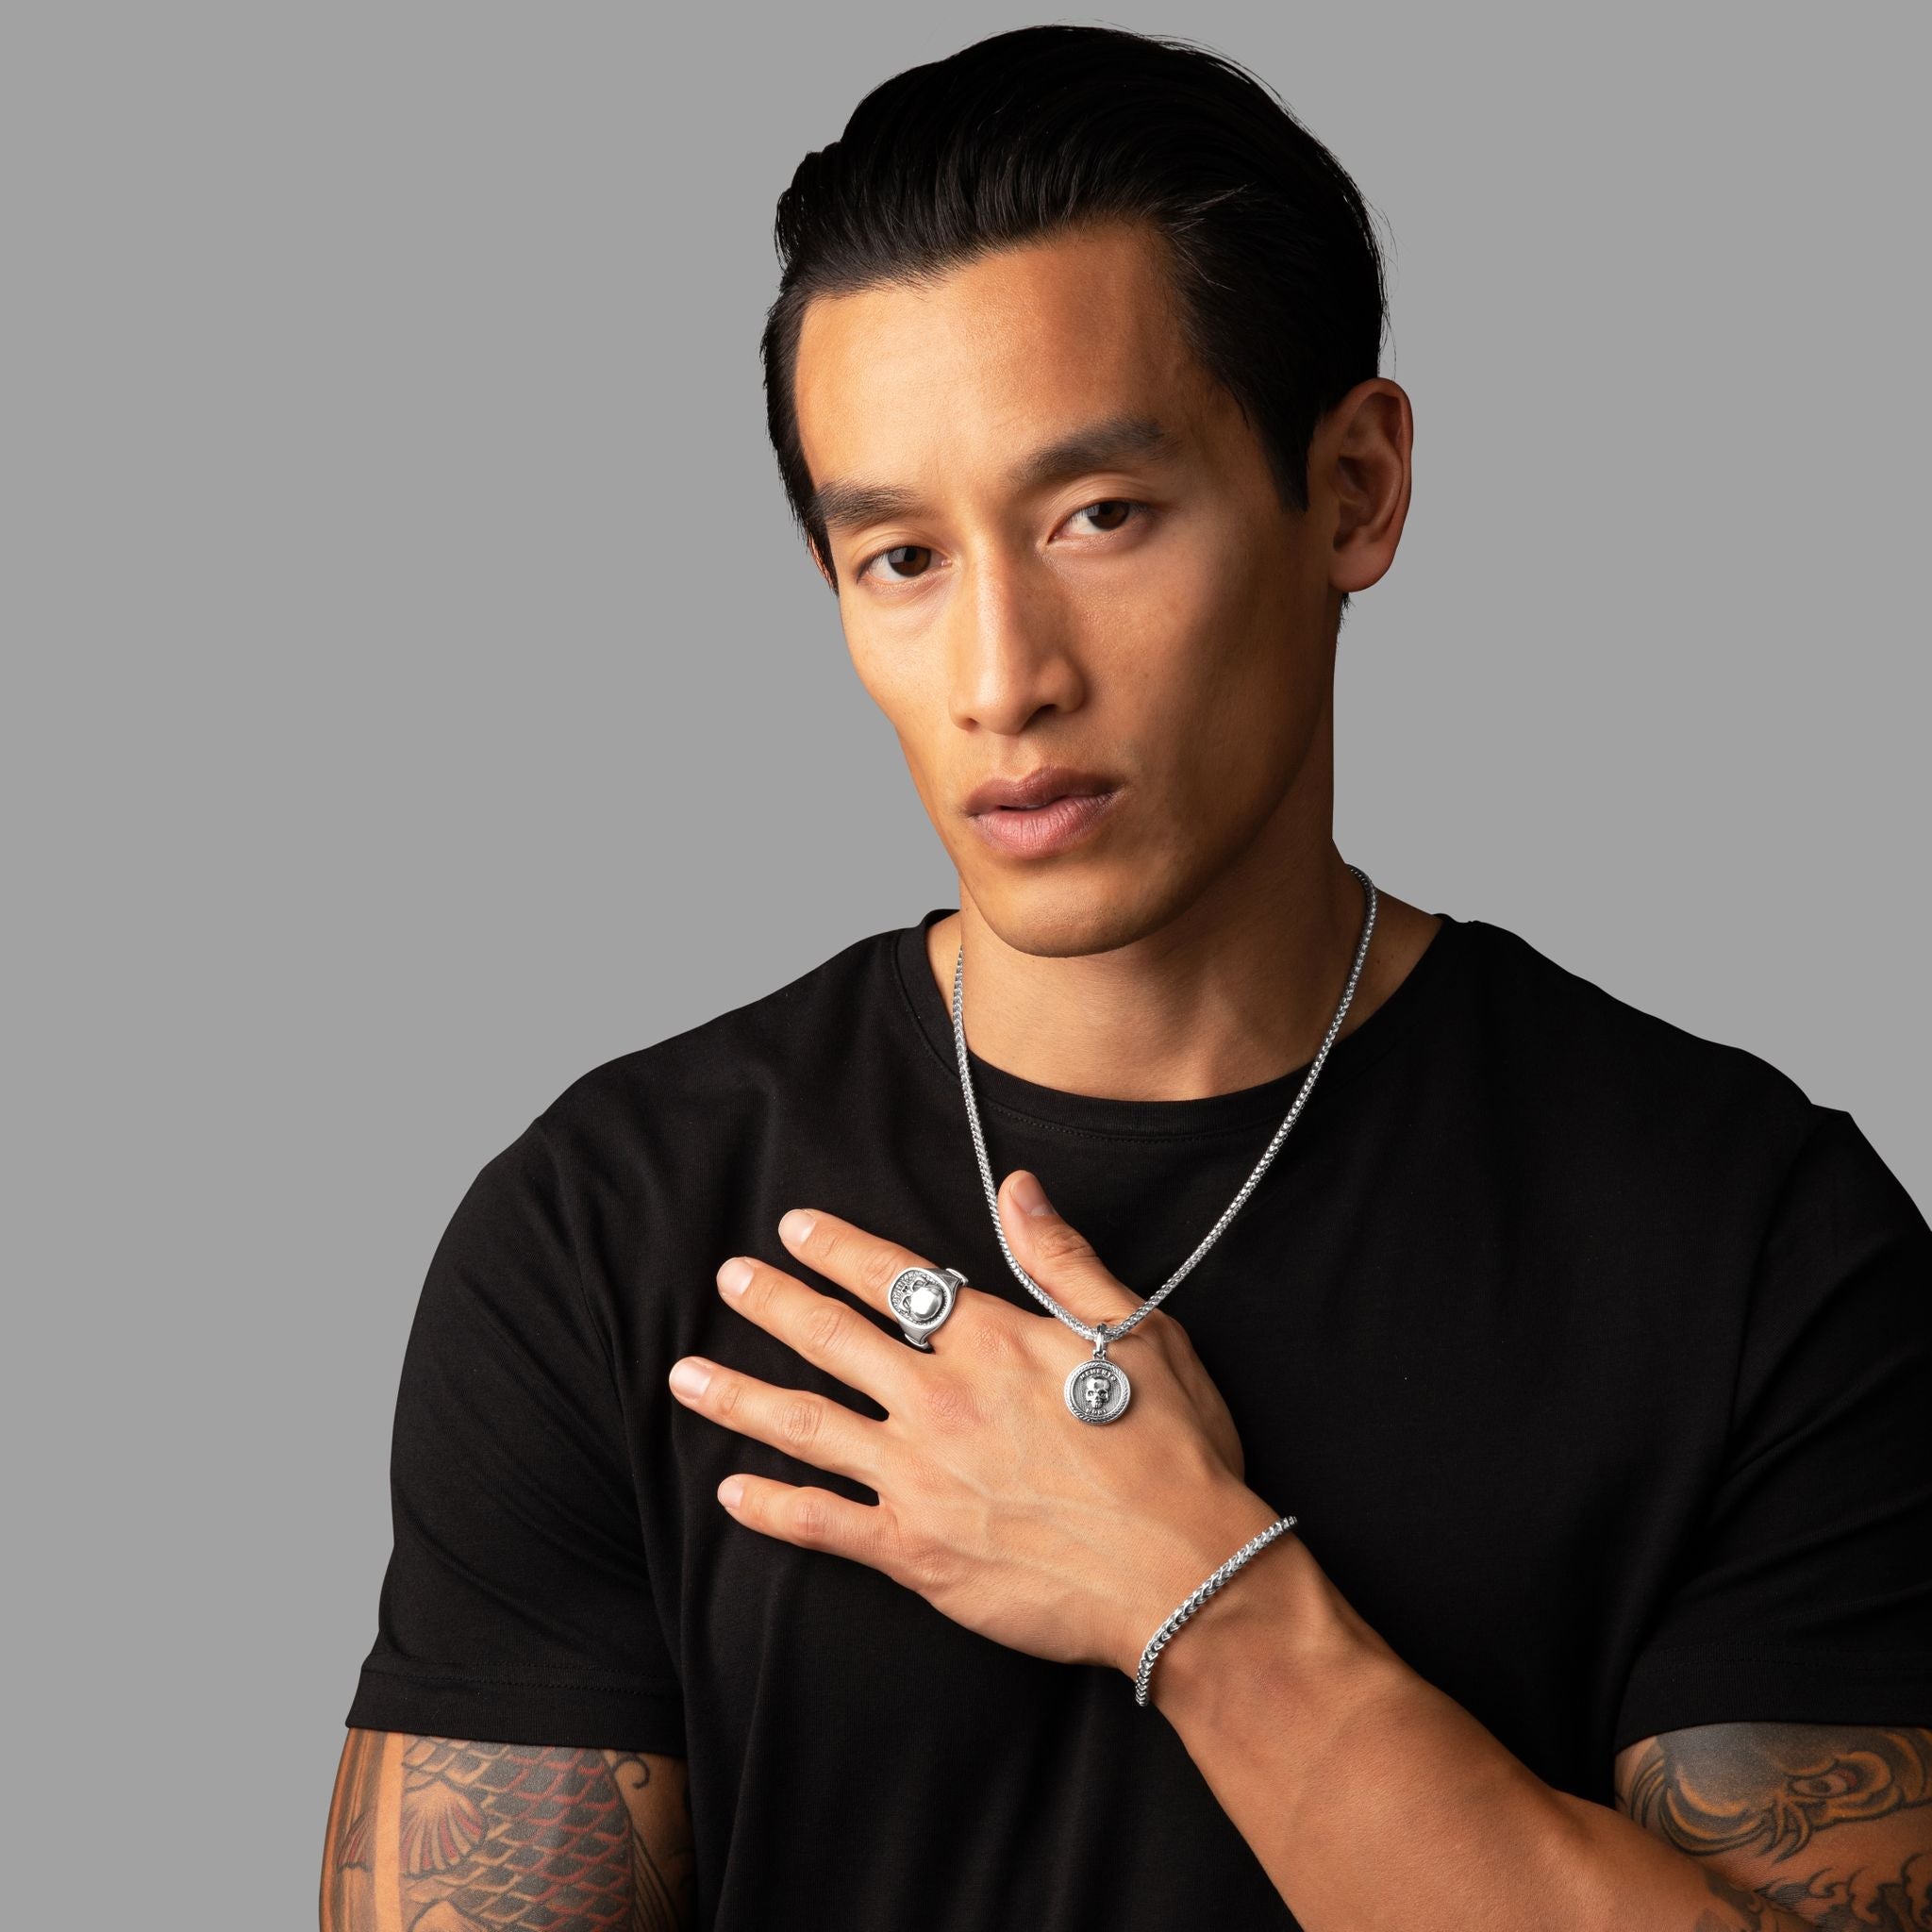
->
xmin=320 ymin=1731 xmax=697 ymax=1931
xmin=795 ymin=217 xmax=1441 ymax=1114
xmin=1613 ymin=1724 xmax=1932 ymax=1930
xmin=321 ymin=207 xmax=1931 ymax=1931
xmin=788 ymin=216 xmax=1932 ymax=1929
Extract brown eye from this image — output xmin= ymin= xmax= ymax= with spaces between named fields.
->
xmin=1080 ymin=500 xmax=1135 ymax=531
xmin=867 ymin=543 xmax=934 ymax=582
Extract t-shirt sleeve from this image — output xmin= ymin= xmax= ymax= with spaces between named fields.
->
xmin=1611 ymin=1106 xmax=1932 ymax=1754
xmin=344 ymin=1114 xmax=687 ymax=1755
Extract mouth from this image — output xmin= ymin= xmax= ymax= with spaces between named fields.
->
xmin=965 ymin=781 xmax=1123 ymax=859
xmin=962 ymin=763 xmax=1121 ymax=814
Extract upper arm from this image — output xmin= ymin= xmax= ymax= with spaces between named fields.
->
xmin=321 ymin=1728 xmax=696 ymax=1931
xmin=1605 ymin=1114 xmax=1932 ymax=1925
xmin=1613 ymin=1722 xmax=1932 ymax=1927
xmin=332 ymin=1125 xmax=693 ymax=1923
xmin=345 ymin=1116 xmax=687 ymax=1747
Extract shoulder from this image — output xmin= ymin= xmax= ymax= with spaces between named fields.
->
xmin=413 ymin=921 xmax=910 ymax=1318
xmin=1456 ymin=913 xmax=1824 ymax=1174
xmin=521 ymin=917 xmax=908 ymax=1168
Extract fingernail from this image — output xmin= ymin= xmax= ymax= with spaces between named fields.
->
xmin=1010 ymin=1171 xmax=1055 ymax=1218
xmin=717 ymin=1257 xmax=754 ymax=1297
xmin=670 ymin=1357 xmax=712 ymax=1397
xmin=718 ymin=1475 xmax=744 ymax=1507
xmin=779 ymin=1208 xmax=816 ymax=1245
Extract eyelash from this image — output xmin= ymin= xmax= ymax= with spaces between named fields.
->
xmin=853 ymin=498 xmax=1152 ymax=588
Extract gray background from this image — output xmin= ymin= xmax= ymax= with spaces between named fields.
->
xmin=6 ymin=3 xmax=1925 ymax=1915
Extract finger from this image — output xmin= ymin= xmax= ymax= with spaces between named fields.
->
xmin=998 ymin=1171 xmax=1144 ymax=1330
xmin=776 ymin=1206 xmax=981 ymax=1326
xmin=668 ymin=1353 xmax=882 ymax=1485
xmin=717 ymin=1251 xmax=909 ymax=1395
xmin=714 ymin=1471 xmax=898 ymax=1572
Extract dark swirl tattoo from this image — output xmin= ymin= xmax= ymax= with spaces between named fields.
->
xmin=1620 ymin=1723 xmax=1932 ymax=1931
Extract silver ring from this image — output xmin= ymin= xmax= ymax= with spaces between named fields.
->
xmin=887 ymin=1265 xmax=966 ymax=1350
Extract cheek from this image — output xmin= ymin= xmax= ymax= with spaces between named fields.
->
xmin=846 ymin=635 xmax=953 ymax=812
xmin=1114 ymin=552 xmax=1314 ymax=804
xmin=844 ymin=618 xmax=935 ymax=741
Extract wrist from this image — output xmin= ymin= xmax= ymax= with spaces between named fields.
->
xmin=1114 ymin=1480 xmax=1301 ymax=1683
xmin=1128 ymin=1491 xmax=1383 ymax=1724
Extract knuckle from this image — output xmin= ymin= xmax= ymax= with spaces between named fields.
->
xmin=776 ymin=1395 xmax=824 ymax=1448
xmin=810 ymin=1224 xmax=850 ymax=1276
xmin=964 ymin=1310 xmax=1016 ymax=1364
xmin=918 ymin=1374 xmax=982 ymax=1433
xmin=801 ymin=1301 xmax=848 ymax=1358
xmin=1035 ymin=1222 xmax=1095 ymax=1265
xmin=901 ymin=1526 xmax=958 ymax=1597
xmin=855 ymin=1503 xmax=897 ymax=1572
xmin=902 ymin=1541 xmax=944 ymax=1595
xmin=1148 ymin=1307 xmax=1195 ymax=1357
xmin=867 ymin=1248 xmax=911 ymax=1301
xmin=791 ymin=1490 xmax=835 ymax=1545
xmin=876 ymin=1507 xmax=911 ymax=1584
xmin=872 ymin=1505 xmax=924 ymax=1581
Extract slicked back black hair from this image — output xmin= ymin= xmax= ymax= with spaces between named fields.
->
xmin=759 ymin=24 xmax=1390 ymax=597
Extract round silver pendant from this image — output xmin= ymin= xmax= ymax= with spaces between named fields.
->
xmin=1063 ymin=1354 xmax=1132 ymax=1424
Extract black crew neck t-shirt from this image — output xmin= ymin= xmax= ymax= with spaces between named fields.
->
xmin=345 ymin=907 xmax=1932 ymax=1930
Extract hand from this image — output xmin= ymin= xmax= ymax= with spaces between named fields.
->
xmin=667 ymin=1169 xmax=1291 ymax=1679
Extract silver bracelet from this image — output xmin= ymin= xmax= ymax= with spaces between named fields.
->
xmin=1134 ymin=1513 xmax=1298 ymax=1707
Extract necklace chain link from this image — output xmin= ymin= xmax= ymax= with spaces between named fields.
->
xmin=951 ymin=863 xmax=1379 ymax=1348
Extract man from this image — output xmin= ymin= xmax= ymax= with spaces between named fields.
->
xmin=323 ymin=25 xmax=1932 ymax=1932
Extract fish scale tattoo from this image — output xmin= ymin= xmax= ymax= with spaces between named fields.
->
xmin=323 ymin=1731 xmax=696 ymax=1931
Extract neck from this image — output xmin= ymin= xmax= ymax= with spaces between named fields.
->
xmin=924 ymin=841 xmax=1442 ymax=1106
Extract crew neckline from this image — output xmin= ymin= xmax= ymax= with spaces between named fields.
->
xmin=890 ymin=904 xmax=1472 ymax=1141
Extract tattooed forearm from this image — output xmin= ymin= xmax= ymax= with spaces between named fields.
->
xmin=1617 ymin=1723 xmax=1932 ymax=1930
xmin=320 ymin=1730 xmax=697 ymax=1931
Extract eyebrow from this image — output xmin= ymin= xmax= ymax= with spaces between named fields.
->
xmin=807 ymin=413 xmax=1182 ymax=537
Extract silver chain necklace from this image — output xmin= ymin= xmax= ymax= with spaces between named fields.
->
xmin=950 ymin=862 xmax=1378 ymax=1424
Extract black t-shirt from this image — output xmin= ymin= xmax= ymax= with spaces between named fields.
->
xmin=345 ymin=907 xmax=1932 ymax=1929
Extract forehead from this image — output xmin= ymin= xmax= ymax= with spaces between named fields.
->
xmin=792 ymin=223 xmax=1211 ymax=505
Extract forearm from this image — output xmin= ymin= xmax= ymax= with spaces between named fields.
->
xmin=1140 ymin=1499 xmax=1812 ymax=1932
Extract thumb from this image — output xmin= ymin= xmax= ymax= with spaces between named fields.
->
xmin=999 ymin=1170 xmax=1140 ymax=1329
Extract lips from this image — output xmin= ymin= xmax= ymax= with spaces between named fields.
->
xmin=962 ymin=764 xmax=1120 ymax=815
xmin=964 ymin=767 xmax=1123 ymax=859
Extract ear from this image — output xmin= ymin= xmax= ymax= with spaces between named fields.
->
xmin=1311 ymin=376 xmax=1414 ymax=599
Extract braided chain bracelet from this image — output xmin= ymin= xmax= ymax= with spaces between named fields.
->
xmin=1134 ymin=1513 xmax=1299 ymax=1707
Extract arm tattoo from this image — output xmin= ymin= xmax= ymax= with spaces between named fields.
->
xmin=321 ymin=1731 xmax=697 ymax=1932
xmin=1617 ymin=1723 xmax=1932 ymax=1930
xmin=1691 ymin=1863 xmax=1825 ymax=1932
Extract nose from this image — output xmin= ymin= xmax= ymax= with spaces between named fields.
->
xmin=946 ymin=549 xmax=1087 ymax=736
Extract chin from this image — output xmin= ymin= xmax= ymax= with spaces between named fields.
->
xmin=965 ymin=865 xmax=1166 ymax=960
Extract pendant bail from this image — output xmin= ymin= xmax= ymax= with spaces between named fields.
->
xmin=1092 ymin=1325 xmax=1109 ymax=1361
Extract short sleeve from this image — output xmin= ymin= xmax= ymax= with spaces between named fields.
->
xmin=1611 ymin=1107 xmax=1932 ymax=1754
xmin=344 ymin=1115 xmax=687 ymax=1754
